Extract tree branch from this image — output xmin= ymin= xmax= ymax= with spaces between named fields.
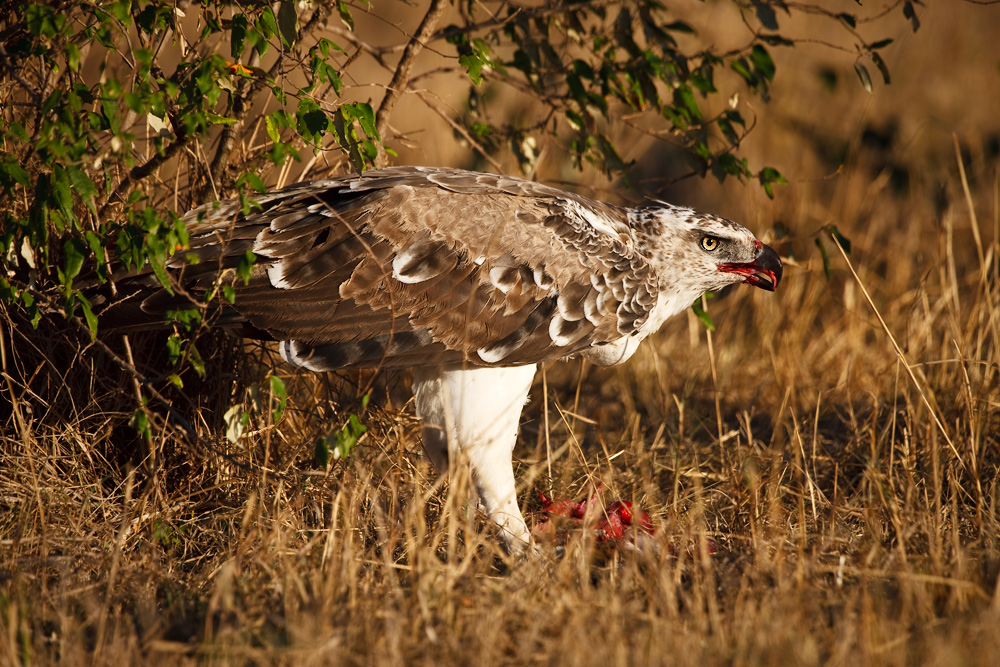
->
xmin=414 ymin=90 xmax=504 ymax=173
xmin=374 ymin=0 xmax=448 ymax=167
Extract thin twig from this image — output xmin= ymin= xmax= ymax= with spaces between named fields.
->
xmin=374 ymin=0 xmax=448 ymax=166
xmin=414 ymin=90 xmax=505 ymax=173
xmin=429 ymin=0 xmax=618 ymax=42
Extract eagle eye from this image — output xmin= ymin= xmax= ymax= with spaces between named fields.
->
xmin=700 ymin=235 xmax=721 ymax=252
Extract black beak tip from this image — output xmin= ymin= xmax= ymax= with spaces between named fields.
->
xmin=757 ymin=244 xmax=782 ymax=290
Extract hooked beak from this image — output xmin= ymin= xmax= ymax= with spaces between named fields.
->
xmin=718 ymin=242 xmax=783 ymax=292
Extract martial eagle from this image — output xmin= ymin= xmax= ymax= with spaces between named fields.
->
xmin=106 ymin=166 xmax=782 ymax=551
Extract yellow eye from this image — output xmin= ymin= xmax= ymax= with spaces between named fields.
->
xmin=701 ymin=236 xmax=720 ymax=251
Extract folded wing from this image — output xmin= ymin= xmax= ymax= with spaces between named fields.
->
xmin=131 ymin=166 xmax=660 ymax=370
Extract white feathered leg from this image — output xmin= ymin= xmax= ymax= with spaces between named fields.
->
xmin=412 ymin=363 xmax=537 ymax=552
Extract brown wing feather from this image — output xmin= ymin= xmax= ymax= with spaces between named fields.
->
xmin=154 ymin=167 xmax=658 ymax=369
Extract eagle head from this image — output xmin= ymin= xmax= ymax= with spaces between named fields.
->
xmin=636 ymin=205 xmax=782 ymax=295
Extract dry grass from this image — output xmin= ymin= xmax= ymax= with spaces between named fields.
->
xmin=4 ymin=2 xmax=1000 ymax=665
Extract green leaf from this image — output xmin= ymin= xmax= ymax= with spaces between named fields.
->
xmin=872 ymin=53 xmax=891 ymax=85
xmin=750 ymin=45 xmax=775 ymax=82
xmin=336 ymin=415 xmax=366 ymax=460
xmin=77 ymin=294 xmax=98 ymax=338
xmin=124 ymin=92 xmax=144 ymax=114
xmin=66 ymin=43 xmax=81 ymax=72
xmin=565 ymin=109 xmax=586 ymax=131
xmin=724 ymin=109 xmax=745 ymax=128
xmin=352 ymin=102 xmax=378 ymax=140
xmin=148 ymin=255 xmax=172 ymax=293
xmin=108 ymin=0 xmax=131 ymax=25
xmin=331 ymin=67 xmax=345 ymax=96
xmin=136 ymin=3 xmax=173 ymax=34
xmin=172 ymin=215 xmax=189 ymax=252
xmin=674 ymin=85 xmax=702 ymax=121
xmin=188 ymin=342 xmax=206 ymax=378
xmin=166 ymin=334 xmax=182 ymax=364
xmin=277 ymin=1 xmax=298 ymax=48
xmin=265 ymin=114 xmax=282 ymax=143
xmin=814 ymin=237 xmax=831 ymax=280
xmin=237 ymin=250 xmax=256 ymax=284
xmin=258 ymin=7 xmax=279 ymax=39
xmin=8 ymin=122 xmax=29 ymax=143
xmin=165 ymin=307 xmax=201 ymax=329
xmin=315 ymin=437 xmax=331 ymax=469
xmin=459 ymin=53 xmax=485 ymax=85
xmin=130 ymin=408 xmax=152 ymax=442
xmin=691 ymin=66 xmax=716 ymax=94
xmin=717 ymin=153 xmax=749 ymax=179
xmin=19 ymin=289 xmax=40 ymax=328
xmin=717 ymin=117 xmax=739 ymax=145
xmin=67 ymin=166 xmax=98 ymax=213
xmin=26 ymin=4 xmax=56 ymax=38
xmin=336 ymin=0 xmax=355 ymax=31
xmin=596 ymin=134 xmax=628 ymax=173
xmin=317 ymin=411 xmax=367 ymax=468
xmin=755 ymin=3 xmax=779 ymax=30
xmin=828 ymin=225 xmax=852 ymax=253
xmin=759 ymin=166 xmax=787 ymax=199
xmin=0 ymin=155 xmax=30 ymax=190
xmin=316 ymin=37 xmax=345 ymax=57
xmin=62 ymin=238 xmax=86 ymax=283
xmin=84 ymin=231 xmax=106 ymax=266
xmin=231 ymin=13 xmax=248 ymax=58
xmin=298 ymin=108 xmax=329 ymax=142
xmin=731 ymin=58 xmax=753 ymax=85
xmin=691 ymin=295 xmax=716 ymax=331
xmin=51 ymin=167 xmax=76 ymax=229
xmin=360 ymin=138 xmax=377 ymax=163
xmin=205 ymin=111 xmax=238 ymax=126
xmin=869 ymin=38 xmax=894 ymax=51
xmin=270 ymin=375 xmax=287 ymax=422
xmin=903 ymin=1 xmax=920 ymax=32
xmin=246 ymin=24 xmax=269 ymax=58
xmin=692 ymin=139 xmax=712 ymax=161
xmin=237 ymin=172 xmax=267 ymax=193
